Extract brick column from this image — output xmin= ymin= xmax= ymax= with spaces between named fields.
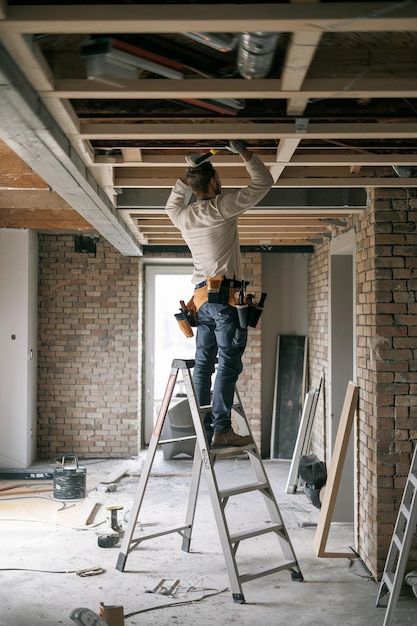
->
xmin=355 ymin=187 xmax=417 ymax=578
xmin=240 ymin=252 xmax=263 ymax=448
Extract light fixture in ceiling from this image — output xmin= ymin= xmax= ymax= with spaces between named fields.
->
xmin=82 ymin=37 xmax=184 ymax=81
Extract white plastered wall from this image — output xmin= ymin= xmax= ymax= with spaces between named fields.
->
xmin=0 ymin=229 xmax=38 ymax=467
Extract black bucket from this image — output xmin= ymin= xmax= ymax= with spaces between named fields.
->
xmin=53 ymin=454 xmax=86 ymax=500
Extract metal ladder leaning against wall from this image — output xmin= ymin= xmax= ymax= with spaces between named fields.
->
xmin=116 ymin=358 xmax=303 ymax=603
xmin=376 ymin=444 xmax=417 ymax=626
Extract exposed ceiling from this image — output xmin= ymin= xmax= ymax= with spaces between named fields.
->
xmin=1 ymin=1 xmax=417 ymax=255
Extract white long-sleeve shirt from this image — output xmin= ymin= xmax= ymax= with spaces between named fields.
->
xmin=165 ymin=154 xmax=273 ymax=286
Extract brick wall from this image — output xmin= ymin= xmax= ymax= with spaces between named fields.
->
xmin=353 ymin=194 xmax=379 ymax=578
xmin=307 ymin=188 xmax=417 ymax=580
xmin=36 ymin=242 xmax=263 ymax=460
xmin=37 ymin=235 xmax=139 ymax=460
xmin=240 ymin=252 xmax=263 ymax=448
xmin=307 ymin=241 xmax=330 ymax=457
xmin=353 ymin=187 xmax=417 ymax=578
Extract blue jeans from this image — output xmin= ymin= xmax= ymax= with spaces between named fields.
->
xmin=193 ymin=301 xmax=248 ymax=439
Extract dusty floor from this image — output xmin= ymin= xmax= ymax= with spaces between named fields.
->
xmin=0 ymin=451 xmax=416 ymax=626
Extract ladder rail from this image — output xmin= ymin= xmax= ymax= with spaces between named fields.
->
xmin=376 ymin=445 xmax=417 ymax=626
xmin=180 ymin=364 xmax=246 ymax=599
xmin=116 ymin=366 xmax=179 ymax=572
xmin=181 ymin=444 xmax=203 ymax=552
xmin=116 ymin=357 xmax=304 ymax=602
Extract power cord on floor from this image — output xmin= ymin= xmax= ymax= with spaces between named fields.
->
xmin=124 ymin=585 xmax=229 ymax=618
xmin=0 ymin=566 xmax=105 ymax=576
xmin=0 ymin=515 xmax=106 ymax=530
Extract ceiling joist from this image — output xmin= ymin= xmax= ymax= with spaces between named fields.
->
xmin=0 ymin=1 xmax=416 ymax=250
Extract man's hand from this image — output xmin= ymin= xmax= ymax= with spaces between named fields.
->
xmin=185 ymin=152 xmax=204 ymax=168
xmin=226 ymin=140 xmax=247 ymax=154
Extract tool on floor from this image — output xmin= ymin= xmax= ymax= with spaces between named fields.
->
xmin=98 ymin=533 xmax=119 ymax=548
xmin=146 ymin=579 xmax=180 ymax=596
xmin=106 ymin=505 xmax=124 ymax=533
xmin=145 ymin=578 xmax=167 ymax=594
xmin=376 ymin=444 xmax=417 ymax=626
xmin=97 ymin=505 xmax=124 ymax=548
xmin=116 ymin=358 xmax=303 ymax=604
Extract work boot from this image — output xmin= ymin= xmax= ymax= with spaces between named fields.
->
xmin=211 ymin=428 xmax=252 ymax=447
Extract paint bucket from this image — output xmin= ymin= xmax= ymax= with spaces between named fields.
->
xmin=53 ymin=454 xmax=86 ymax=500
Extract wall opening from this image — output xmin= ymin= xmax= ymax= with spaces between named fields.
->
xmin=143 ymin=264 xmax=195 ymax=444
xmin=329 ymin=230 xmax=356 ymax=526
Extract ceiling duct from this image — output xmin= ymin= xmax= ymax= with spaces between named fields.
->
xmin=392 ymin=165 xmax=416 ymax=177
xmin=182 ymin=31 xmax=280 ymax=79
xmin=237 ymin=32 xmax=280 ymax=79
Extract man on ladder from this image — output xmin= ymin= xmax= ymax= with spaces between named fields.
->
xmin=165 ymin=141 xmax=274 ymax=447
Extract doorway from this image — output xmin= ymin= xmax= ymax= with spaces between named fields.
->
xmin=329 ymin=230 xmax=356 ymax=523
xmin=144 ymin=264 xmax=195 ymax=444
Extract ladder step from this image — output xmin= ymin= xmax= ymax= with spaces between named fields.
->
xmin=159 ymin=435 xmax=196 ymax=445
xmin=239 ymin=561 xmax=299 ymax=584
xmin=382 ymin=571 xmax=394 ymax=593
xmin=219 ymin=481 xmax=270 ymax=498
xmin=211 ymin=443 xmax=256 ymax=459
xmin=409 ymin=472 xmax=417 ymax=488
xmin=393 ymin=534 xmax=403 ymax=551
xmin=400 ymin=502 xmax=410 ymax=520
xmin=129 ymin=524 xmax=192 ymax=546
xmin=229 ymin=523 xmax=284 ymax=543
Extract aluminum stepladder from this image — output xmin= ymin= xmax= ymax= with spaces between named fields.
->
xmin=116 ymin=358 xmax=303 ymax=603
xmin=376 ymin=444 xmax=417 ymax=625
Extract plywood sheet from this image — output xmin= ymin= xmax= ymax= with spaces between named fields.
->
xmin=313 ymin=381 xmax=359 ymax=558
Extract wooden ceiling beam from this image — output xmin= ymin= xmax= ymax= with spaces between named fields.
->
xmin=134 ymin=217 xmax=328 ymax=226
xmin=0 ymin=189 xmax=70 ymax=209
xmin=283 ymin=30 xmax=322 ymax=116
xmin=0 ymin=207 xmax=94 ymax=231
xmin=94 ymin=154 xmax=417 ymax=168
xmin=112 ymin=175 xmax=412 ymax=189
xmin=0 ymin=43 xmax=142 ymax=255
xmin=47 ymin=77 xmax=417 ymax=100
xmin=78 ymin=122 xmax=417 ymax=140
xmin=2 ymin=3 xmax=416 ymax=34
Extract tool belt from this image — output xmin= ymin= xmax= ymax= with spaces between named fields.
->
xmin=174 ymin=297 xmax=197 ymax=338
xmin=174 ymin=276 xmax=267 ymax=336
xmin=204 ymin=276 xmax=267 ymax=329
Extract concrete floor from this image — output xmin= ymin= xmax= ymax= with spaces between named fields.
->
xmin=0 ymin=452 xmax=416 ymax=626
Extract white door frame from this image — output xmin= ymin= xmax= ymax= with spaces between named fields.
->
xmin=328 ymin=229 xmax=357 ymax=532
xmin=143 ymin=262 xmax=194 ymax=444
